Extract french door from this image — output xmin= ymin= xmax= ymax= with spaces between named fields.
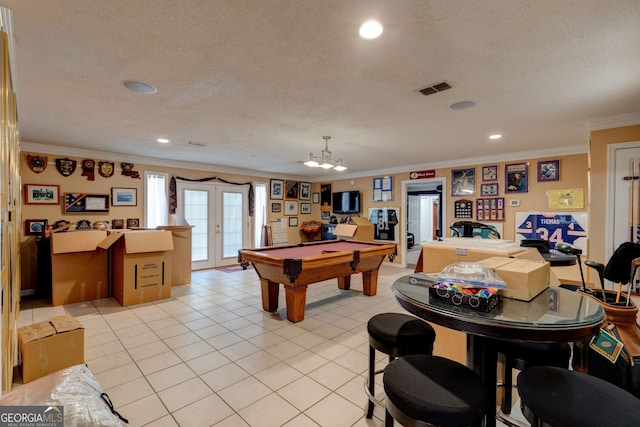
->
xmin=176 ymin=181 xmax=250 ymax=270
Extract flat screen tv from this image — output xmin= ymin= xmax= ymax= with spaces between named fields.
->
xmin=332 ymin=191 xmax=361 ymax=214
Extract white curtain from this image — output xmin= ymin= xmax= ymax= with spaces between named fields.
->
xmin=254 ymin=182 xmax=267 ymax=247
xmin=145 ymin=172 xmax=168 ymax=228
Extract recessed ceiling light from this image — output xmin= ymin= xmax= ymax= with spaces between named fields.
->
xmin=489 ymin=134 xmax=502 ymax=140
xmin=359 ymin=20 xmax=383 ymax=39
xmin=157 ymin=138 xmax=169 ymax=143
xmin=449 ymin=101 xmax=476 ymax=110
xmin=123 ymin=81 xmax=157 ymax=94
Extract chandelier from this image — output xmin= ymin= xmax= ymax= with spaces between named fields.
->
xmin=303 ymin=136 xmax=347 ymax=171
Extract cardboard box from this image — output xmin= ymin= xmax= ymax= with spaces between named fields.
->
xmin=333 ymin=217 xmax=375 ymax=241
xmin=420 ymin=239 xmax=526 ymax=273
xmin=50 ymin=230 xmax=108 ymax=306
xmin=157 ymin=220 xmax=193 ymax=286
xmin=99 ymin=230 xmax=174 ymax=306
xmin=18 ymin=315 xmax=84 ymax=383
xmin=494 ymin=259 xmax=550 ymax=301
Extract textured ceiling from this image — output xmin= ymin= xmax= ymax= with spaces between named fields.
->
xmin=8 ymin=0 xmax=640 ymax=179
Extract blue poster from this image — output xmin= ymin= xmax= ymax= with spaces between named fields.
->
xmin=515 ymin=212 xmax=588 ymax=252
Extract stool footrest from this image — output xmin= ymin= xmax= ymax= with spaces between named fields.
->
xmin=364 ymin=369 xmax=386 ymax=408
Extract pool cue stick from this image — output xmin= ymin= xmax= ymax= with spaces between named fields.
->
xmin=626 ymin=258 xmax=640 ymax=306
xmin=616 ymin=282 xmax=622 ymax=303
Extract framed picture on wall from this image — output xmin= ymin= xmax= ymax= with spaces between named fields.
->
xmin=270 ymin=179 xmax=284 ymax=199
xmin=299 ymin=182 xmax=311 ymax=200
xmin=312 ymin=192 xmax=320 ymax=204
xmin=289 ymin=217 xmax=299 ymax=227
xmin=480 ymin=183 xmax=499 ymax=196
xmin=271 ymin=202 xmax=282 ymax=213
xmin=482 ymin=165 xmax=498 ymax=182
xmin=538 ymin=160 xmax=560 ymax=182
xmin=111 ymin=187 xmax=137 ymax=206
xmin=284 ymin=201 xmax=298 ymax=215
xmin=505 ymin=162 xmax=529 ymax=193
xmin=285 ymin=181 xmax=299 ymax=199
xmin=300 ymin=203 xmax=311 ymax=214
xmin=451 ymin=168 xmax=476 ymax=196
xmin=320 ymin=183 xmax=332 ymax=206
xmin=24 ymin=184 xmax=60 ymax=205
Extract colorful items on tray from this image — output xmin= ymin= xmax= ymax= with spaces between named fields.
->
xmin=434 ymin=282 xmax=498 ymax=298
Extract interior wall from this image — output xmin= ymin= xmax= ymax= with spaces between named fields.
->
xmin=589 ymin=124 xmax=640 ymax=264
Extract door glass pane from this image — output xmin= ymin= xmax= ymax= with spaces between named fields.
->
xmin=185 ymin=190 xmax=208 ymax=262
xmin=222 ymin=192 xmax=243 ymax=258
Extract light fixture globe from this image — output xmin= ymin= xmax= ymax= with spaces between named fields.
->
xmin=303 ymin=136 xmax=347 ymax=171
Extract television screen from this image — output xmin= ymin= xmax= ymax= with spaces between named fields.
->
xmin=332 ymin=191 xmax=360 ymax=214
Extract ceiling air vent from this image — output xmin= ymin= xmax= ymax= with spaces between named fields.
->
xmin=419 ymin=81 xmax=452 ymax=96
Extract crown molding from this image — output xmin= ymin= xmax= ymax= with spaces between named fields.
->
xmin=19 ymin=141 xmax=300 ymax=180
xmin=21 ymin=140 xmax=587 ymax=184
xmin=588 ymin=111 xmax=640 ymax=131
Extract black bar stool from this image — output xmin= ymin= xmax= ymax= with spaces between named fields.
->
xmin=495 ymin=341 xmax=571 ymax=416
xmin=365 ymin=313 xmax=436 ymax=418
xmin=384 ymin=355 xmax=489 ymax=427
xmin=518 ymin=366 xmax=640 ymax=427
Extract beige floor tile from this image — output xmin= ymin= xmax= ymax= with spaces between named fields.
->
xmin=119 ymin=393 xmax=169 ymax=426
xmin=106 ymin=377 xmax=155 ymax=408
xmin=238 ymin=393 xmax=300 ymax=427
xmin=93 ymin=362 xmax=143 ymax=390
xmin=254 ymin=362 xmax=303 ymax=391
xmin=158 ymin=377 xmax=213 ymax=413
xmin=216 ymin=376 xmax=272 ymax=411
xmin=200 ymin=363 xmax=250 ymax=392
xmin=146 ymin=363 xmax=196 ymax=392
xmin=277 ymin=377 xmax=331 ymax=411
xmin=137 ymin=351 xmax=183 ymax=375
xmin=305 ymin=392 xmax=363 ymax=427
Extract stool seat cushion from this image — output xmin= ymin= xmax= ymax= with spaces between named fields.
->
xmin=384 ymin=355 xmax=488 ymax=427
xmin=518 ymin=366 xmax=640 ymax=427
xmin=367 ymin=313 xmax=435 ymax=352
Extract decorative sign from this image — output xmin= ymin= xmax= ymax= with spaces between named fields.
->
xmin=410 ymin=170 xmax=436 ymax=180
xmin=56 ymin=157 xmax=77 ymax=177
xmin=515 ymin=212 xmax=588 ymax=253
xmin=81 ymin=159 xmax=95 ymax=180
xmin=99 ymin=161 xmax=115 ymax=178
xmin=369 ymin=208 xmax=399 ymax=242
xmin=547 ymin=188 xmax=584 ymax=209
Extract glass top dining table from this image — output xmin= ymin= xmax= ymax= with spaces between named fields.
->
xmin=392 ymin=273 xmax=605 ymax=427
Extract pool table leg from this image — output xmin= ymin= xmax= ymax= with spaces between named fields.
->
xmin=362 ymin=270 xmax=378 ymax=296
xmin=337 ymin=276 xmax=351 ymax=290
xmin=260 ymin=279 xmax=279 ymax=312
xmin=284 ymin=285 xmax=308 ymax=322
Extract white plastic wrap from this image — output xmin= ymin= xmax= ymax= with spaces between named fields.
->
xmin=0 ymin=364 xmax=128 ymax=426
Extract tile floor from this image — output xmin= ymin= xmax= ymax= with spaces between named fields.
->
xmin=17 ymin=264 xmax=521 ymax=427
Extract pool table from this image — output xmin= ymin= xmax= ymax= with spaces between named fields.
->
xmin=238 ymin=240 xmax=397 ymax=322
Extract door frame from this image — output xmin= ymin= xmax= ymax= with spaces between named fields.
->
xmin=176 ymin=181 xmax=250 ymax=269
xmin=401 ymin=177 xmax=447 ymax=268
xmin=606 ymin=140 xmax=640 ymax=259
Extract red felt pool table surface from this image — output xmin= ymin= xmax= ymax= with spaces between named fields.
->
xmin=239 ymin=240 xmax=397 ymax=322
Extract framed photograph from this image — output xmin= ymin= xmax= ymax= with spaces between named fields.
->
xmin=111 ymin=187 xmax=137 ymax=206
xmin=270 ymin=179 xmax=284 ymax=199
xmin=538 ymin=160 xmax=560 ymax=182
xmin=301 ymin=203 xmax=311 ymax=214
xmin=285 ymin=180 xmax=299 ymax=199
xmin=63 ymin=193 xmax=110 ymax=213
xmin=284 ymin=201 xmax=298 ymax=215
xmin=321 ymin=210 xmax=331 ymax=220
xmin=451 ymin=168 xmax=476 ymax=196
xmin=481 ymin=183 xmax=499 ymax=196
xmin=299 ymin=182 xmax=311 ymax=200
xmin=25 ymin=219 xmax=48 ymax=236
xmin=482 ymin=165 xmax=498 ymax=182
xmin=126 ymin=218 xmax=140 ymax=228
xmin=312 ymin=192 xmax=320 ymax=204
xmin=24 ymin=184 xmax=60 ymax=205
xmin=112 ymin=219 xmax=124 ymax=229
xmin=271 ymin=202 xmax=282 ymax=213
xmin=505 ymin=162 xmax=529 ymax=193
xmin=288 ymin=217 xmax=299 ymax=227
xmin=320 ymin=183 xmax=332 ymax=206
